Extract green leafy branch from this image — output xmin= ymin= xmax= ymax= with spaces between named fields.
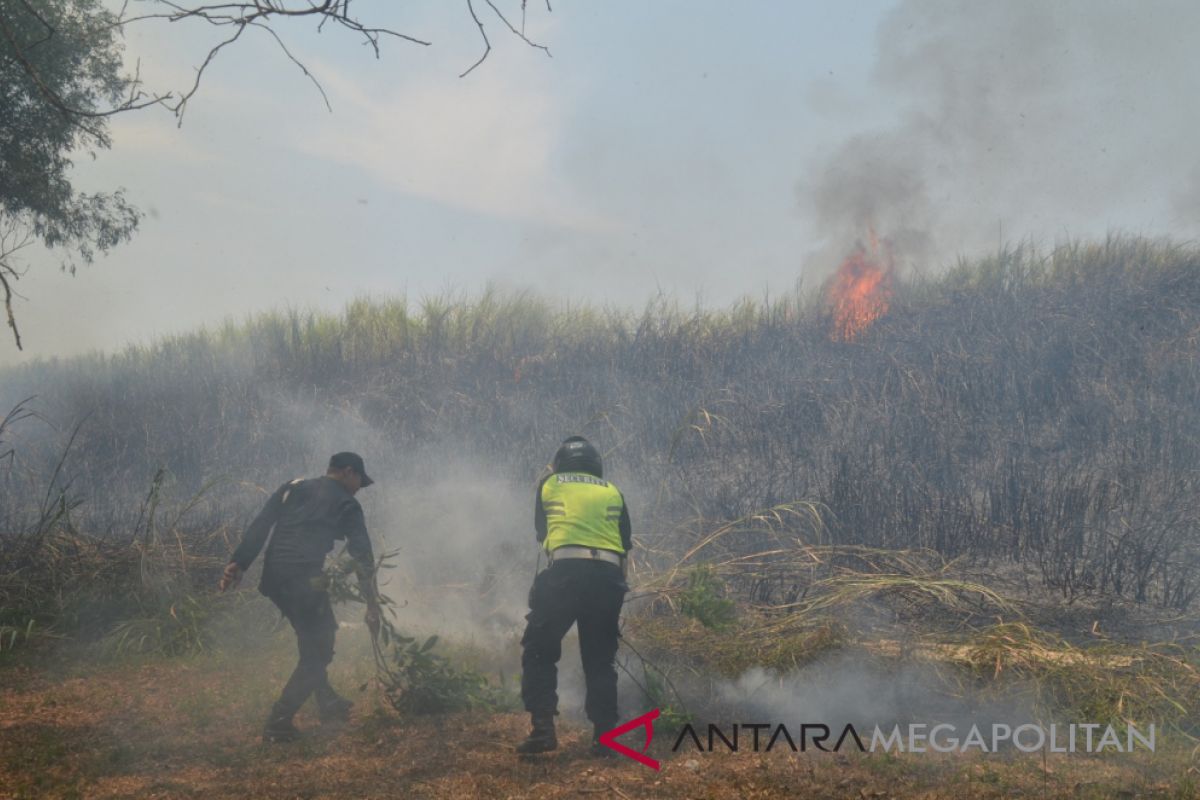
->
xmin=325 ymin=549 xmax=514 ymax=715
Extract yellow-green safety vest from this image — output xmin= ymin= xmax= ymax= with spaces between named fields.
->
xmin=541 ymin=472 xmax=626 ymax=554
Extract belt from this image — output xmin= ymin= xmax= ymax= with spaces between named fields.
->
xmin=548 ymin=545 xmax=624 ymax=566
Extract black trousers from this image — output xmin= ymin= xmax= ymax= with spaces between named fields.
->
xmin=520 ymin=559 xmax=627 ymax=730
xmin=263 ymin=570 xmax=343 ymax=721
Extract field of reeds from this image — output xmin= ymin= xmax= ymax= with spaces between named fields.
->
xmin=5 ymin=236 xmax=1199 ymax=604
xmin=2 ymin=236 xmax=1200 ymax=797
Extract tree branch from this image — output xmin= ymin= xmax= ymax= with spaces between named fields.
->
xmin=248 ymin=20 xmax=331 ymax=112
xmin=0 ymin=270 xmax=21 ymax=352
xmin=168 ymin=21 xmax=248 ymax=124
xmin=462 ymin=0 xmax=551 ymax=78
xmin=6 ymin=0 xmax=552 ymax=133
xmin=484 ymin=0 xmax=550 ymax=60
xmin=460 ymin=0 xmax=490 ymax=77
xmin=0 ymin=8 xmax=164 ymax=136
xmin=0 ymin=226 xmax=35 ymax=352
xmin=15 ymin=0 xmax=55 ymax=46
xmin=3 ymin=1 xmax=435 ymax=131
xmin=129 ymin=2 xmax=435 ymax=120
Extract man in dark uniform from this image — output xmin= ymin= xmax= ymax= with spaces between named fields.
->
xmin=517 ymin=436 xmax=631 ymax=756
xmin=219 ymin=452 xmax=381 ymax=742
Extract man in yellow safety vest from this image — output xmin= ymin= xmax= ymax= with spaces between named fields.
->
xmin=516 ymin=436 xmax=632 ymax=756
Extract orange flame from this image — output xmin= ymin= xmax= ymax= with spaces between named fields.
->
xmin=828 ymin=235 xmax=893 ymax=341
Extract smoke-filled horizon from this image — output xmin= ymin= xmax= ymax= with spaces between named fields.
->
xmin=4 ymin=1 xmax=1200 ymax=367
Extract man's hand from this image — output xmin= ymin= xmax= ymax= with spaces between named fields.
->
xmin=219 ymin=562 xmax=243 ymax=592
xmin=364 ymin=600 xmax=381 ymax=639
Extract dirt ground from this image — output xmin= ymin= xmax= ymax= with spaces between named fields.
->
xmin=1 ymin=642 xmax=1197 ymax=800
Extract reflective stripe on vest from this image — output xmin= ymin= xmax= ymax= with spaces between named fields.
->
xmin=541 ymin=472 xmax=625 ymax=555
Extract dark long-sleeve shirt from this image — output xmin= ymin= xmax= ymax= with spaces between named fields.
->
xmin=534 ymin=475 xmax=632 ymax=552
xmin=231 ymin=476 xmax=375 ymax=580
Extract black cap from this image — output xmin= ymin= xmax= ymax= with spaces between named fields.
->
xmin=328 ymin=452 xmax=374 ymax=487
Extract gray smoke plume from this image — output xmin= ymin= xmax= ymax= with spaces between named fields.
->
xmin=800 ymin=0 xmax=1200 ymax=276
xmin=714 ymin=655 xmax=1037 ymax=734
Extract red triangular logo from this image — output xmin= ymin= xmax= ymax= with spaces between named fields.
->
xmin=599 ymin=708 xmax=661 ymax=770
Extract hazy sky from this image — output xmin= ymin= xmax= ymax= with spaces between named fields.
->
xmin=4 ymin=0 xmax=1198 ymax=367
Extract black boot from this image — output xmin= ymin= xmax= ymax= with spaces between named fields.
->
xmin=318 ymin=696 xmax=353 ymax=726
xmin=316 ymin=684 xmax=353 ymax=726
xmin=262 ymin=709 xmax=301 ymax=743
xmin=590 ymin=724 xmax=615 ymax=758
xmin=515 ymin=712 xmax=557 ymax=754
